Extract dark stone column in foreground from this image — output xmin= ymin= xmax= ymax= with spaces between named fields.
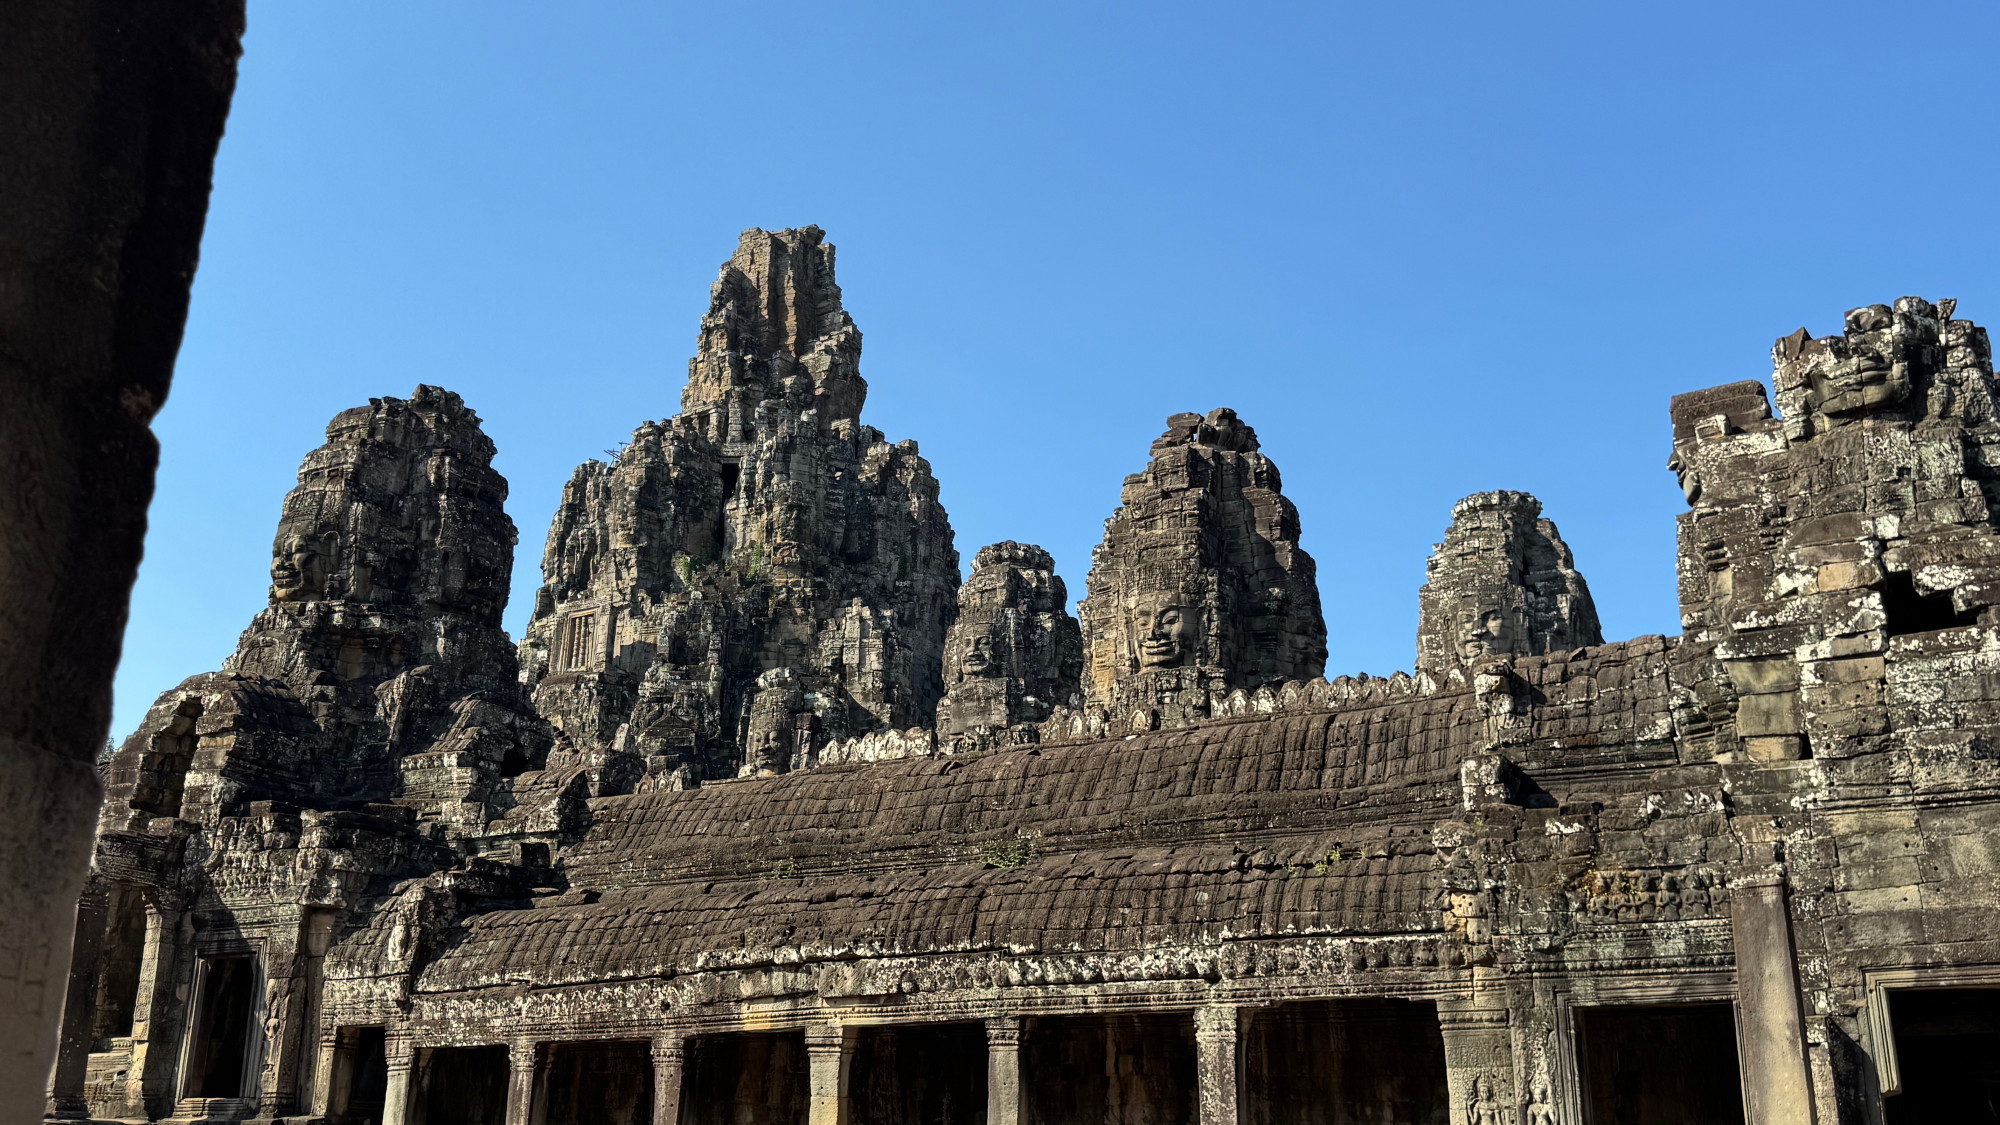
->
xmin=0 ymin=0 xmax=244 ymax=1115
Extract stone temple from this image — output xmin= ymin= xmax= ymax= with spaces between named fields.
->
xmin=44 ymin=230 xmax=2000 ymax=1125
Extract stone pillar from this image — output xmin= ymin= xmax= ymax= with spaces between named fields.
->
xmin=1193 ymin=1006 xmax=1240 ymax=1125
xmin=652 ymin=1034 xmax=686 ymax=1125
xmin=505 ymin=1039 xmax=539 ymax=1125
xmin=124 ymin=897 xmax=177 ymax=1117
xmin=1438 ymin=996 xmax=1516 ymax=1125
xmin=985 ymin=1017 xmax=1023 ymax=1125
xmin=381 ymin=1040 xmax=417 ymax=1125
xmin=805 ymin=1024 xmax=853 ymax=1125
xmin=45 ymin=877 xmax=111 ymax=1119
xmin=1732 ymin=847 xmax=1815 ymax=1125
xmin=310 ymin=1029 xmax=339 ymax=1118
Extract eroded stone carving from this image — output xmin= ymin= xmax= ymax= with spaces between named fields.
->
xmin=1076 ymin=408 xmax=1326 ymax=730
xmin=519 ymin=228 xmax=960 ymax=781
xmin=935 ymin=542 xmax=1082 ymax=747
xmin=1416 ymin=490 xmax=1602 ymax=674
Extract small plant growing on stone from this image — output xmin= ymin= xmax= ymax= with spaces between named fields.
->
xmin=978 ymin=835 xmax=1037 ymax=869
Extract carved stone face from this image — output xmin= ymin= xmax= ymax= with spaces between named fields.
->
xmin=271 ymin=536 xmax=327 ymax=602
xmin=960 ymin=634 xmax=999 ymax=678
xmin=1666 ymin=449 xmax=1702 ymax=505
xmin=1137 ymin=601 xmax=1194 ymax=668
xmin=1807 ymin=305 xmax=1911 ymax=420
xmin=1459 ymin=608 xmax=1513 ymax=662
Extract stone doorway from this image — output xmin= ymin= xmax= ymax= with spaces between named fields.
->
xmin=1241 ymin=998 xmax=1450 ymax=1125
xmin=1022 ymin=1012 xmax=1196 ymax=1125
xmin=89 ymin=885 xmax=148 ymax=1050
xmin=849 ymin=1022 xmax=987 ymax=1125
xmin=413 ymin=1045 xmax=510 ymax=1125
xmin=184 ymin=955 xmax=258 ymax=1100
xmin=329 ymin=1025 xmax=389 ymax=1124
xmin=683 ymin=1030 xmax=809 ymax=1125
xmin=1575 ymin=1002 xmax=1744 ymax=1125
xmin=1884 ymin=988 xmax=2000 ymax=1124
xmin=543 ymin=1039 xmax=657 ymax=1125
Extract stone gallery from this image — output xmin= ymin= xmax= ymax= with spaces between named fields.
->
xmin=47 ymin=227 xmax=2000 ymax=1125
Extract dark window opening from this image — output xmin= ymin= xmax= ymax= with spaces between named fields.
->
xmin=1243 ymin=999 xmax=1450 ymax=1125
xmin=683 ymin=1030 xmax=807 ymax=1125
xmin=333 ymin=1026 xmax=390 ymax=1125
xmin=720 ymin=462 xmax=741 ymax=504
xmin=1885 ymin=988 xmax=2000 ymax=1124
xmin=1884 ymin=572 xmax=1979 ymax=637
xmin=90 ymin=887 xmax=148 ymax=1050
xmin=1576 ymin=1002 xmax=1744 ymax=1125
xmin=849 ymin=1023 xmax=985 ymax=1125
xmin=1025 ymin=1012 xmax=1195 ymax=1125
xmin=415 ymin=1045 xmax=510 ymax=1125
xmin=187 ymin=956 xmax=257 ymax=1099
xmin=500 ymin=743 xmax=531 ymax=778
xmin=544 ymin=1040 xmax=655 ymax=1125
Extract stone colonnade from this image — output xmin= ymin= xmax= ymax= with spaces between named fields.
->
xmin=314 ymin=992 xmax=1815 ymax=1125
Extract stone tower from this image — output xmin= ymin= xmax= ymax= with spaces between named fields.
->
xmin=935 ymin=541 xmax=1083 ymax=746
xmin=1414 ymin=490 xmax=1601 ymax=674
xmin=520 ymin=227 xmax=960 ymax=782
xmin=1670 ymin=297 xmax=2000 ymax=763
xmin=222 ymin=385 xmax=531 ymax=798
xmin=1078 ymin=408 xmax=1326 ymax=728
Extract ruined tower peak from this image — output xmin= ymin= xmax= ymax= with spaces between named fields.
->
xmin=1416 ymin=489 xmax=1600 ymax=673
xmin=1080 ymin=407 xmax=1324 ymax=728
xmin=1152 ymin=407 xmax=1261 ymax=455
xmin=1770 ymin=295 xmax=1996 ymax=441
xmin=937 ymin=541 xmax=1083 ymax=744
xmin=681 ymin=224 xmax=866 ymax=431
xmin=526 ymin=227 xmax=957 ymax=782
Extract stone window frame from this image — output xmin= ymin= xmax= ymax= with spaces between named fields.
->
xmin=1545 ymin=971 xmax=1740 ymax=1124
xmin=1860 ymin=963 xmax=2000 ymax=1097
xmin=558 ymin=609 xmax=601 ymax=673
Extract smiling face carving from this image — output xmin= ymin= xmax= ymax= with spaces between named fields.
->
xmin=1459 ymin=607 xmax=1514 ymax=663
xmin=1136 ymin=600 xmax=1195 ymax=669
xmin=270 ymin=536 xmax=328 ymax=602
xmin=959 ymin=634 xmax=999 ymax=678
xmin=1805 ymin=304 xmax=1913 ymax=421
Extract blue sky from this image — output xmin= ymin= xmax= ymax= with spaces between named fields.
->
xmin=114 ymin=1 xmax=2000 ymax=737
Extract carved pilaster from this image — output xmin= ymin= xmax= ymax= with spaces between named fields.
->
xmin=985 ymin=1017 xmax=1023 ymax=1125
xmin=127 ymin=895 xmax=182 ymax=1118
xmin=380 ymin=1039 xmax=416 ymax=1125
xmin=1438 ymin=998 xmax=1516 ymax=1125
xmin=1193 ymin=1006 xmax=1240 ymax=1125
xmin=504 ymin=1039 xmax=539 ymax=1125
xmin=652 ymin=1033 xmax=686 ymax=1125
xmin=1731 ymin=843 xmax=1814 ymax=1125
xmin=805 ymin=1024 xmax=853 ymax=1125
